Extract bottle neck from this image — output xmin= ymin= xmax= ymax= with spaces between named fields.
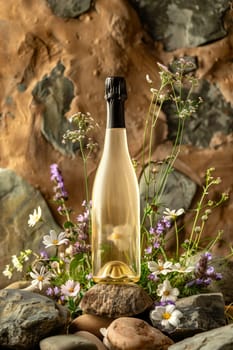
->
xmin=106 ymin=99 xmax=125 ymax=128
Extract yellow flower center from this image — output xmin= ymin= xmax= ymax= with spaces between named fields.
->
xmin=162 ymin=312 xmax=171 ymax=320
xmin=68 ymin=288 xmax=74 ymax=293
xmin=158 ymin=266 xmax=164 ymax=271
xmin=37 ymin=276 xmax=44 ymax=281
xmin=111 ymin=233 xmax=122 ymax=240
xmin=52 ymin=239 xmax=59 ymax=244
xmin=163 ymin=290 xmax=170 ymax=296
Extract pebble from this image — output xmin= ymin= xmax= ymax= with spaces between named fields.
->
xmin=69 ymin=314 xmax=113 ymax=339
xmin=102 ymin=316 xmax=174 ymax=350
xmin=39 ymin=334 xmax=98 ymax=350
xmin=74 ymin=331 xmax=107 ymax=350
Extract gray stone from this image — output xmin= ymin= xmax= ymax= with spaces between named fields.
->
xmin=40 ymin=334 xmax=98 ymax=350
xmin=207 ymin=259 xmax=233 ymax=305
xmin=129 ymin=0 xmax=229 ymax=51
xmin=139 ymin=163 xmax=197 ymax=221
xmin=0 ymin=168 xmax=61 ymax=289
xmin=32 ymin=61 xmax=77 ymax=156
xmin=0 ymin=289 xmax=69 ymax=349
xmin=168 ymin=323 xmax=233 ymax=350
xmin=80 ymin=283 xmax=153 ymax=318
xmin=163 ymin=78 xmax=233 ymax=148
xmin=166 ymin=293 xmax=225 ymax=341
xmin=46 ymin=0 xmax=92 ymax=18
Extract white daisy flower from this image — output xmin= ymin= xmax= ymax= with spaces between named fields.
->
xmin=28 ymin=206 xmax=42 ymax=227
xmin=163 ymin=208 xmax=185 ymax=221
xmin=173 ymin=262 xmax=195 ymax=273
xmin=61 ymin=280 xmax=80 ymax=297
xmin=3 ymin=265 xmax=13 ymax=279
xmin=150 ymin=304 xmax=183 ymax=330
xmin=157 ymin=279 xmax=179 ymax=302
xmin=11 ymin=255 xmax=23 ymax=272
xmin=148 ymin=259 xmax=173 ymax=276
xmin=30 ymin=266 xmax=52 ymax=290
xmin=42 ymin=230 xmax=69 ymax=248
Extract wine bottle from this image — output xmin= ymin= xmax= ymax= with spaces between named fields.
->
xmin=91 ymin=76 xmax=140 ymax=283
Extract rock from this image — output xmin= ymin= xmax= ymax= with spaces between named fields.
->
xmin=102 ymin=317 xmax=174 ymax=350
xmin=79 ymin=283 xmax=153 ymax=318
xmin=167 ymin=293 xmax=225 ymax=341
xmin=0 ymin=168 xmax=62 ymax=289
xmin=0 ymin=288 xmax=69 ymax=349
xmin=40 ymin=334 xmax=98 ymax=350
xmin=207 ymin=259 xmax=233 ymax=304
xmin=163 ymin=79 xmax=233 ymax=148
xmin=129 ymin=0 xmax=229 ymax=51
xmin=74 ymin=331 xmax=107 ymax=350
xmin=46 ymin=0 xmax=92 ymax=18
xmin=139 ymin=163 xmax=197 ymax=223
xmin=69 ymin=314 xmax=113 ymax=339
xmin=32 ymin=61 xmax=77 ymax=157
xmin=168 ymin=323 xmax=233 ymax=350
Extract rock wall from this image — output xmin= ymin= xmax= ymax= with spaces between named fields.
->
xmin=0 ymin=0 xmax=232 ymax=287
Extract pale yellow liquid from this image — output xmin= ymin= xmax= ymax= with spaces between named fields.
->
xmin=91 ymin=129 xmax=140 ymax=283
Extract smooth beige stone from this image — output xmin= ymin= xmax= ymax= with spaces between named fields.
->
xmin=104 ymin=317 xmax=174 ymax=350
xmin=69 ymin=314 xmax=113 ymax=339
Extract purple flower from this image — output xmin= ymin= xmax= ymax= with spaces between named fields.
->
xmin=50 ymin=164 xmax=68 ymax=200
xmin=148 ymin=273 xmax=158 ymax=281
xmin=145 ymin=246 xmax=152 ymax=254
xmin=186 ymin=252 xmax=222 ymax=288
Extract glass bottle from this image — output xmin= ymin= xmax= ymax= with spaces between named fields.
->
xmin=91 ymin=76 xmax=140 ymax=283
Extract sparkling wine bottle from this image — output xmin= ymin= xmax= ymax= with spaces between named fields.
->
xmin=91 ymin=76 xmax=140 ymax=283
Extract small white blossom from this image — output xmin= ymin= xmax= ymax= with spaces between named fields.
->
xmin=148 ymin=259 xmax=173 ymax=276
xmin=61 ymin=280 xmax=80 ymax=297
xmin=30 ymin=266 xmax=52 ymax=290
xmin=146 ymin=74 xmax=153 ymax=84
xmin=157 ymin=279 xmax=179 ymax=302
xmin=163 ymin=208 xmax=185 ymax=220
xmin=3 ymin=265 xmax=13 ymax=279
xmin=11 ymin=255 xmax=23 ymax=272
xmin=28 ymin=206 xmax=42 ymax=227
xmin=150 ymin=304 xmax=183 ymax=330
xmin=42 ymin=230 xmax=69 ymax=248
xmin=173 ymin=262 xmax=195 ymax=273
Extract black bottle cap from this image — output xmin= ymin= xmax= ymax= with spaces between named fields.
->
xmin=105 ymin=76 xmax=127 ymax=101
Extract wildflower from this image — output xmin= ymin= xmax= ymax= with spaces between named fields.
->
xmin=187 ymin=252 xmax=222 ymax=287
xmin=150 ymin=304 xmax=183 ymax=330
xmin=42 ymin=230 xmax=69 ymax=248
xmin=163 ymin=208 xmax=185 ymax=221
xmin=28 ymin=206 xmax=42 ymax=227
xmin=157 ymin=279 xmax=179 ymax=302
xmin=12 ymin=255 xmax=23 ymax=272
xmin=61 ymin=280 xmax=80 ymax=297
xmin=146 ymin=74 xmax=153 ymax=84
xmin=50 ymin=164 xmax=68 ymax=200
xmin=148 ymin=259 xmax=173 ymax=276
xmin=3 ymin=265 xmax=13 ymax=279
xmin=30 ymin=266 xmax=52 ymax=290
xmin=173 ymin=262 xmax=195 ymax=273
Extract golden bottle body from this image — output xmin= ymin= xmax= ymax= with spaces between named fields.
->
xmin=91 ymin=77 xmax=140 ymax=283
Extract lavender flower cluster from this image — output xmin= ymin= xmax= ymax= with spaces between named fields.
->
xmin=145 ymin=216 xmax=171 ymax=255
xmin=50 ymin=163 xmax=68 ymax=201
xmin=187 ymin=252 xmax=222 ymax=287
